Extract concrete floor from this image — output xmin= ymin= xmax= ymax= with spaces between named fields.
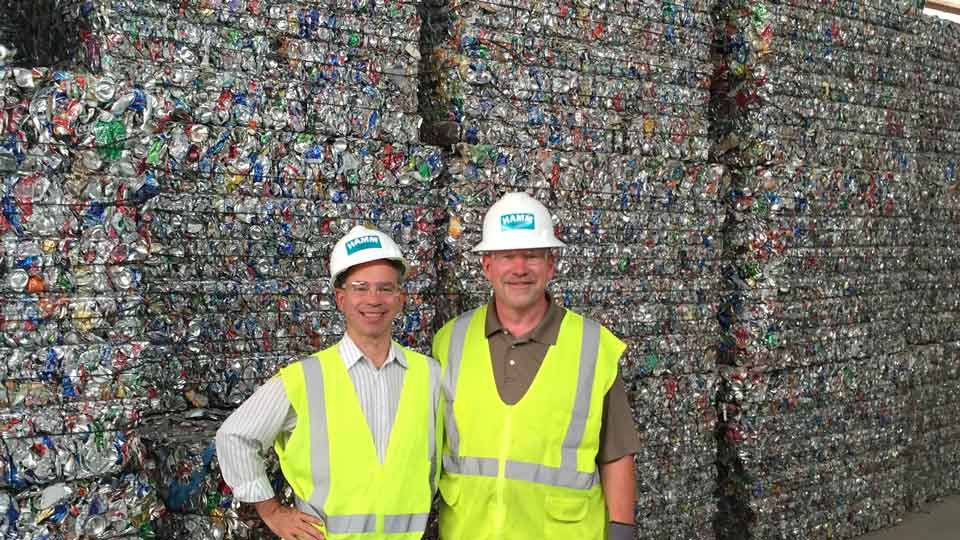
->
xmin=856 ymin=496 xmax=960 ymax=539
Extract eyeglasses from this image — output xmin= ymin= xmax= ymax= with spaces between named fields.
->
xmin=341 ymin=281 xmax=403 ymax=297
xmin=488 ymin=250 xmax=551 ymax=264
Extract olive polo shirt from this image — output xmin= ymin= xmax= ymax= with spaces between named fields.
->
xmin=484 ymin=299 xmax=641 ymax=464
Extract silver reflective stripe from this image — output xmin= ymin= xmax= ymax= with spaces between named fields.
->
xmin=384 ymin=513 xmax=429 ymax=533
xmin=505 ymin=460 xmax=600 ymax=490
xmin=428 ymin=357 xmax=438 ymax=495
xmin=443 ymin=309 xmax=475 ymax=457
xmin=302 ymin=358 xmax=331 ymax=511
xmin=326 ymin=514 xmax=377 ymax=534
xmin=561 ymin=318 xmax=601 ymax=470
xmin=443 ymin=455 xmax=499 ymax=477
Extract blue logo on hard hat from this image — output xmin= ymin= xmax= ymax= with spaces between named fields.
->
xmin=500 ymin=213 xmax=535 ymax=231
xmin=345 ymin=235 xmax=382 ymax=255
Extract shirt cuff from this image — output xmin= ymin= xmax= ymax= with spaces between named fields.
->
xmin=607 ymin=521 xmax=635 ymax=540
xmin=230 ymin=476 xmax=276 ymax=503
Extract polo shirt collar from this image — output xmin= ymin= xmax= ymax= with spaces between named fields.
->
xmin=484 ymin=295 xmax=564 ymax=345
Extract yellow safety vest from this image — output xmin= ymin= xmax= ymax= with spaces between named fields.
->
xmin=275 ymin=343 xmax=440 ymax=539
xmin=432 ymin=305 xmax=625 ymax=540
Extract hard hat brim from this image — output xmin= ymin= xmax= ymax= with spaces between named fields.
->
xmin=330 ymin=256 xmax=411 ymax=287
xmin=471 ymin=238 xmax=567 ymax=253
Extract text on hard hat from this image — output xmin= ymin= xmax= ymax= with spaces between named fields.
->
xmin=499 ymin=213 xmax=536 ymax=231
xmin=345 ymin=235 xmax=383 ymax=255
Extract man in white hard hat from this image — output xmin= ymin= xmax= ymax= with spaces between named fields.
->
xmin=217 ymin=225 xmax=441 ymax=540
xmin=433 ymin=192 xmax=639 ymax=540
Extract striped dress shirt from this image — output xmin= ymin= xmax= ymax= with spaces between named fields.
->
xmin=215 ymin=335 xmax=441 ymax=503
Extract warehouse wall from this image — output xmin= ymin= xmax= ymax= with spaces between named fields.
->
xmin=0 ymin=1 xmax=957 ymax=539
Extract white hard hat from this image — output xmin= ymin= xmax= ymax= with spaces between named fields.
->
xmin=329 ymin=225 xmax=410 ymax=287
xmin=472 ymin=192 xmax=566 ymax=252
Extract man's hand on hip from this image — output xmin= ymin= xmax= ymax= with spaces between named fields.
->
xmin=254 ymin=498 xmax=326 ymax=540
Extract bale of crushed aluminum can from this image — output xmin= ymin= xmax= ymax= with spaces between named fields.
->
xmin=136 ymin=411 xmax=293 ymax=540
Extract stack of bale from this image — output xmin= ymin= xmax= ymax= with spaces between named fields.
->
xmin=2 ymin=0 xmax=445 ymax=538
xmin=4 ymin=0 xmax=960 ymax=538
xmin=0 ymin=65 xmax=165 ymax=540
xmin=902 ymin=12 xmax=960 ymax=509
xmin=712 ymin=1 xmax=925 ymax=538
xmin=137 ymin=410 xmax=294 ymax=539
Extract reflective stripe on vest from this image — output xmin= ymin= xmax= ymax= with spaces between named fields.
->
xmin=302 ymin=357 xmax=331 ymax=511
xmin=443 ymin=455 xmax=599 ymax=490
xmin=322 ymin=513 xmax=428 ymax=534
xmin=384 ymin=513 xmax=430 ymax=533
xmin=326 ymin=514 xmax=376 ymax=534
xmin=427 ymin=354 xmax=438 ymax=497
xmin=442 ymin=309 xmax=602 ymax=490
xmin=442 ymin=310 xmax=474 ymax=461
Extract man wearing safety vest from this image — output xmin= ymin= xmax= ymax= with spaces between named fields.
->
xmin=216 ymin=226 xmax=441 ymax=540
xmin=433 ymin=192 xmax=640 ymax=540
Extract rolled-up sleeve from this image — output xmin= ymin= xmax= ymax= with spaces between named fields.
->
xmin=215 ymin=377 xmax=296 ymax=502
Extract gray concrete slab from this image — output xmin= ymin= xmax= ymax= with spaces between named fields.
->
xmin=856 ymin=496 xmax=960 ymax=539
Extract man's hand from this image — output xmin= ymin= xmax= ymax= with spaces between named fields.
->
xmin=254 ymin=498 xmax=326 ymax=540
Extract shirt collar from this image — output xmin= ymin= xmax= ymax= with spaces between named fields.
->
xmin=338 ymin=333 xmax=407 ymax=370
xmin=484 ymin=295 xmax=564 ymax=345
